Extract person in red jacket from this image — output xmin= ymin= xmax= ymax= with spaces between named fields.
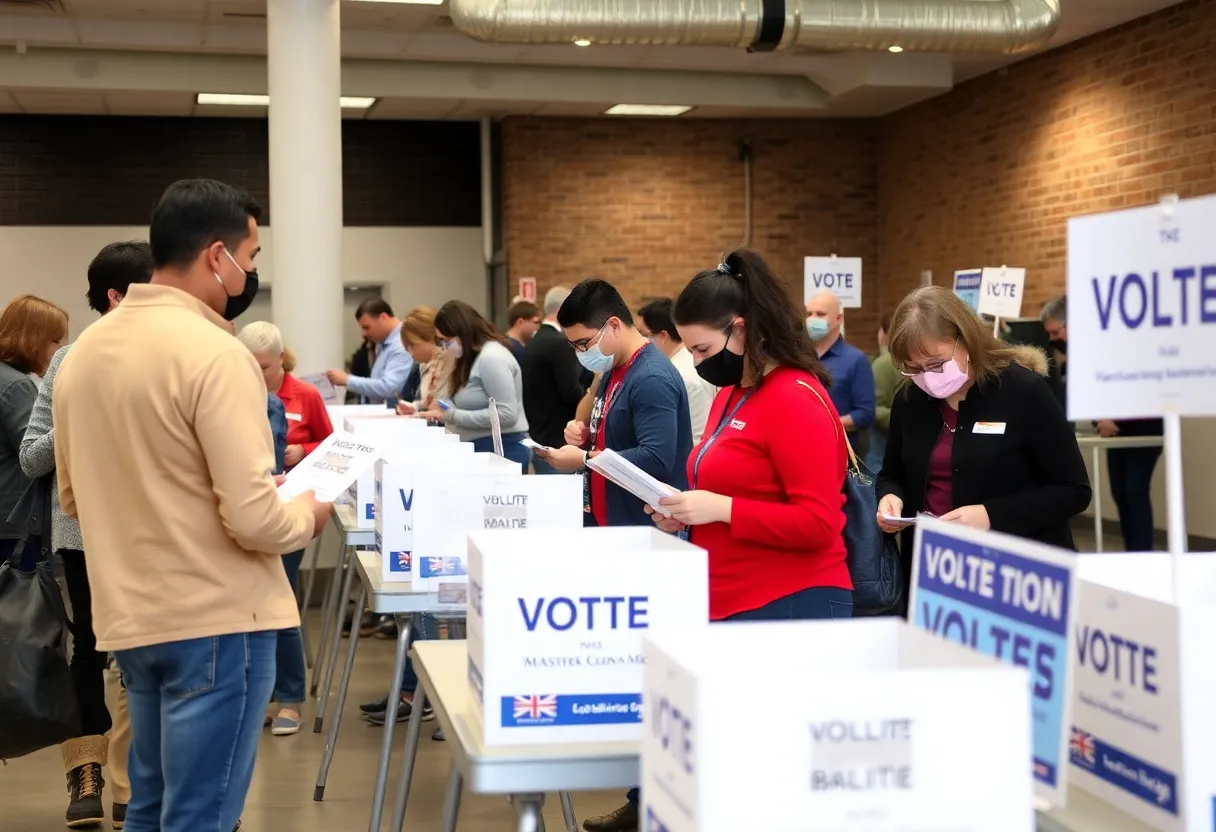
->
xmin=238 ymin=321 xmax=334 ymax=735
xmin=648 ymin=248 xmax=853 ymax=621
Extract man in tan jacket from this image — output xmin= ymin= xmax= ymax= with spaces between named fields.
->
xmin=54 ymin=179 xmax=330 ymax=832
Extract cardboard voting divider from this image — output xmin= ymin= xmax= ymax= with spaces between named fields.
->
xmin=374 ymin=450 xmax=511 ymax=583
xmin=909 ymin=517 xmax=1079 ymax=807
xmin=642 ymin=619 xmax=1032 ymax=832
xmin=467 ymin=527 xmax=707 ymax=747
xmin=1069 ymin=552 xmax=1216 ymax=831
xmin=978 ymin=266 xmax=1027 ymax=320
xmin=411 ymin=471 xmax=584 ymax=595
xmin=343 ymin=416 xmax=455 ymax=528
xmin=804 ymin=255 xmax=863 ymax=309
xmin=1066 ymin=194 xmax=1216 ymax=421
xmin=953 ymin=269 xmax=983 ymax=311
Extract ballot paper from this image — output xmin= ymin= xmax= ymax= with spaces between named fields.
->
xmin=880 ymin=514 xmax=917 ymax=528
xmin=585 ymin=449 xmax=678 ymax=516
xmin=300 ymin=372 xmax=343 ymax=404
xmin=519 ymin=436 xmax=550 ymax=451
xmin=277 ymin=430 xmax=382 ymax=502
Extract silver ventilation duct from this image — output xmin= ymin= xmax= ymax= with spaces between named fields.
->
xmin=448 ymin=0 xmax=1061 ymax=55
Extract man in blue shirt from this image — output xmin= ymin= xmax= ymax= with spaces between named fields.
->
xmin=327 ymin=298 xmax=413 ymax=404
xmin=806 ymin=291 xmax=875 ymax=451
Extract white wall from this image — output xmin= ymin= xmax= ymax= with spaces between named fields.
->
xmin=0 ymin=225 xmax=487 ymax=350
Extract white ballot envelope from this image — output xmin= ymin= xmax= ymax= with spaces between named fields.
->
xmin=277 ymin=431 xmax=382 ymax=502
xmin=585 ymin=449 xmax=678 ymax=515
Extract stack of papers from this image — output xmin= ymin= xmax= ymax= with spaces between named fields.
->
xmin=585 ymin=449 xmax=678 ymax=516
xmin=277 ymin=431 xmax=383 ymax=502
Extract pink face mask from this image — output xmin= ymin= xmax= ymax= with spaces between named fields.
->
xmin=912 ymin=356 xmax=969 ymax=399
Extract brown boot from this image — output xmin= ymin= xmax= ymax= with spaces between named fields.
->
xmin=62 ymin=736 xmax=108 ymax=829
xmin=582 ymin=802 xmax=638 ymax=832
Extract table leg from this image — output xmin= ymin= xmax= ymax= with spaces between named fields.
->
xmin=514 ymin=795 xmax=545 ymax=832
xmin=313 ymin=583 xmax=366 ymax=802
xmin=299 ymin=537 xmax=322 ymax=670
xmin=558 ymin=791 xmax=577 ymax=832
xmin=1092 ymin=445 xmax=1104 ymax=553
xmin=439 ymin=760 xmax=464 ymax=832
xmin=315 ymin=544 xmax=355 ymax=733
xmin=386 ymin=681 xmax=427 ymax=832
xmin=310 ymin=533 xmax=346 ymax=697
xmin=367 ymin=613 xmax=414 ymax=830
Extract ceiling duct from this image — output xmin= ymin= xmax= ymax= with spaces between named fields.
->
xmin=448 ymin=0 xmax=1061 ymax=55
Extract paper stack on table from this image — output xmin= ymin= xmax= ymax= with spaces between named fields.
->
xmin=585 ymin=448 xmax=678 ymax=516
xmin=277 ymin=430 xmax=383 ymax=502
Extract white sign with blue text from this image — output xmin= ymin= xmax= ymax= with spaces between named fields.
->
xmin=978 ymin=266 xmax=1027 ymax=320
xmin=411 ymin=472 xmax=584 ymax=594
xmin=953 ymin=269 xmax=983 ymax=311
xmin=1071 ymin=552 xmax=1216 ymax=831
xmin=467 ymin=526 xmax=708 ymax=747
xmin=910 ymin=517 xmax=1079 ymax=807
xmin=1066 ymin=194 xmax=1216 ymax=420
xmin=642 ymin=619 xmax=1032 ymax=831
xmin=804 ymin=256 xmax=863 ymax=309
xmin=344 ymin=416 xmax=455 ymax=528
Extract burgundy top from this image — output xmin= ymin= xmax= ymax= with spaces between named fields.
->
xmin=923 ymin=402 xmax=958 ymax=517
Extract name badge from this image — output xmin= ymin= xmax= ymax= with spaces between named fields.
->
xmin=286 ymin=412 xmax=303 ymax=422
xmin=972 ymin=421 xmax=1007 ymax=435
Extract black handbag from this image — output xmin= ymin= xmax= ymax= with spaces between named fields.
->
xmin=0 ymin=474 xmax=80 ymax=759
xmin=803 ymin=384 xmax=903 ymax=614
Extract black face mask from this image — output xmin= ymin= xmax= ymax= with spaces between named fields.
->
xmin=1053 ymin=339 xmax=1067 ymax=354
xmin=218 ymin=249 xmax=260 ymax=321
xmin=695 ymin=328 xmax=745 ymax=387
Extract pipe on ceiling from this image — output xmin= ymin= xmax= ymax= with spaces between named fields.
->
xmin=448 ymin=0 xmax=1061 ymax=55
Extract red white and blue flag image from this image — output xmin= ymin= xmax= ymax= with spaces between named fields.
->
xmin=513 ymin=694 xmax=558 ymax=722
xmin=1069 ymin=728 xmax=1096 ymax=766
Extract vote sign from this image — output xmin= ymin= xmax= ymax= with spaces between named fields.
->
xmin=467 ymin=526 xmax=707 ymax=747
xmin=977 ymin=266 xmax=1027 ymax=319
xmin=1071 ymin=553 xmax=1216 ymax=831
xmin=642 ymin=619 xmax=1032 ymax=832
xmin=909 ymin=517 xmax=1079 ymax=807
xmin=804 ymin=256 xmax=863 ymax=309
xmin=1066 ymin=194 xmax=1216 ymax=420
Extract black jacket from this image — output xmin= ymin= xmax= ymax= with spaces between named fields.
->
xmin=877 ymin=346 xmax=1091 ymax=557
xmin=521 ymin=324 xmax=591 ymax=448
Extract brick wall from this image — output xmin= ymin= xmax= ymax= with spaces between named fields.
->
xmin=878 ymin=0 xmax=1216 ymax=314
xmin=501 ymin=117 xmax=880 ymax=343
xmin=0 ymin=116 xmax=481 ymax=226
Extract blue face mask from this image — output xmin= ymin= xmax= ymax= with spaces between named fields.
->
xmin=576 ymin=324 xmax=616 ymax=374
xmin=806 ymin=317 xmax=830 ymax=340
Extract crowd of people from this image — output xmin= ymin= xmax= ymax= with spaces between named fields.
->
xmin=0 ymin=175 xmax=1153 ymax=832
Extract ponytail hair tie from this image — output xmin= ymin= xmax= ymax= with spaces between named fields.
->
xmin=715 ymin=262 xmax=732 ymax=276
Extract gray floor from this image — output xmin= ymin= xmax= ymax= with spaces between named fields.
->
xmin=5 ymin=615 xmax=624 ymax=832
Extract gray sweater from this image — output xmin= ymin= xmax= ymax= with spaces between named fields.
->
xmin=0 ymin=360 xmax=37 ymax=540
xmin=445 ymin=340 xmax=529 ymax=442
xmin=19 ymin=345 xmax=82 ymax=552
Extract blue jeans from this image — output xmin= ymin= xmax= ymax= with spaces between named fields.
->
xmin=400 ymin=613 xmax=440 ymax=694
xmin=275 ymin=551 xmax=306 ymax=704
xmin=625 ymin=586 xmax=854 ymax=806
xmin=1107 ymin=446 xmax=1161 ymax=552
xmin=471 ymin=432 xmax=532 ymax=474
xmin=117 ymin=632 xmax=276 ymax=832
xmin=530 ymin=455 xmax=563 ymax=475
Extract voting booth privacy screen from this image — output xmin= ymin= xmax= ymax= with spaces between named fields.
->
xmin=642 ymin=620 xmax=1032 ymax=832
xmin=467 ymin=527 xmax=708 ymax=747
xmin=345 ymin=416 xmax=457 ymax=528
xmin=908 ymin=517 xmax=1079 ymax=807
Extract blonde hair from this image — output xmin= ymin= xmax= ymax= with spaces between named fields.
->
xmin=237 ymin=320 xmax=296 ymax=372
xmin=0 ymin=294 xmax=68 ymax=375
xmin=400 ymin=306 xmax=437 ymax=348
xmin=888 ymin=285 xmax=1018 ymax=383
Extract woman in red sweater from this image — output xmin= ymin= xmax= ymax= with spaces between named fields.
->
xmin=650 ymin=249 xmax=853 ymax=621
xmin=238 ymin=321 xmax=334 ymax=736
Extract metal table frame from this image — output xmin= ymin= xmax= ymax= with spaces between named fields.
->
xmin=394 ymin=641 xmax=640 ymax=832
xmin=1076 ymin=434 xmax=1165 ymax=552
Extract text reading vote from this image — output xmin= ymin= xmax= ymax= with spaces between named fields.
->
xmin=651 ymin=693 xmax=695 ymax=775
xmin=923 ymin=605 xmax=1056 ymax=700
xmin=1092 ymin=266 xmax=1216 ymax=330
xmin=517 ymin=596 xmax=649 ymax=631
xmin=1076 ymin=626 xmax=1158 ymax=694
xmin=810 ymin=272 xmax=855 ymax=290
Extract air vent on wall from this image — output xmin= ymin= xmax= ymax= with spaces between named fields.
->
xmin=0 ymin=0 xmax=66 ymax=12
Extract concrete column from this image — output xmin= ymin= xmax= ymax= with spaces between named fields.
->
xmin=267 ymin=0 xmax=344 ymax=373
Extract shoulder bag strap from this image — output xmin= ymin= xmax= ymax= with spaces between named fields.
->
xmin=796 ymin=379 xmax=861 ymax=474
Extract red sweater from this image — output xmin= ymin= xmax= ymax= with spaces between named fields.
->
xmin=689 ymin=367 xmax=852 ymax=620
xmin=277 ymin=373 xmax=334 ymax=460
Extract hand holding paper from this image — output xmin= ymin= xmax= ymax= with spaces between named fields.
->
xmin=658 ymin=490 xmax=731 ymax=526
xmin=585 ymin=449 xmax=678 ymax=515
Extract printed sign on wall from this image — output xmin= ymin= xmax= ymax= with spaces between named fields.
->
xmin=977 ymin=266 xmax=1027 ymax=319
xmin=953 ymin=269 xmax=983 ymax=311
xmin=1066 ymin=194 xmax=1216 ymax=420
xmin=519 ymin=277 xmax=537 ymax=302
xmin=804 ymin=256 xmax=863 ymax=309
xmin=909 ymin=517 xmax=1079 ymax=807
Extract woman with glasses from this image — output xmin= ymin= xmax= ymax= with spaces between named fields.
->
xmin=876 ymin=286 xmax=1090 ymax=598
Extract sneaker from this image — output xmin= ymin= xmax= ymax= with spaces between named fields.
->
xmin=431 ymin=729 xmax=445 ymax=741
xmin=271 ymin=711 xmax=302 ymax=736
xmin=359 ymin=694 xmax=389 ymax=714
xmin=365 ymin=696 xmax=433 ymax=725
xmin=66 ymin=762 xmax=106 ymax=828
xmin=582 ymin=803 xmax=638 ymax=832
xmin=111 ymin=803 xmax=126 ymax=830
xmin=375 ymin=618 xmax=399 ymax=639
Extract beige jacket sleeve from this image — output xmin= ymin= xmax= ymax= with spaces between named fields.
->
xmin=195 ymin=347 xmax=316 ymax=555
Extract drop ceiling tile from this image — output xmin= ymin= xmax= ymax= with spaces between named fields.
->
xmin=368 ymin=97 xmax=461 ymax=119
xmin=104 ymin=91 xmax=194 ymax=115
xmin=11 ymin=91 xmax=108 ymax=114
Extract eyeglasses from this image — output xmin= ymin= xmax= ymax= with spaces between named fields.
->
xmin=898 ymin=342 xmax=957 ymax=377
xmin=569 ymin=323 xmax=608 ymax=353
